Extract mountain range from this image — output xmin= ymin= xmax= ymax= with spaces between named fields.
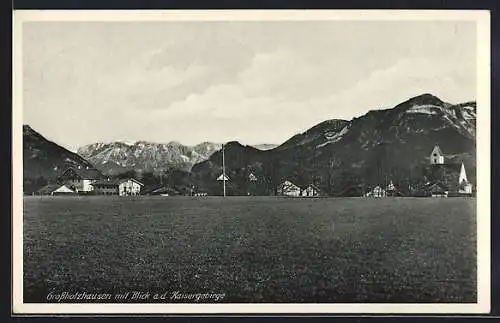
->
xmin=76 ymin=141 xmax=222 ymax=175
xmin=22 ymin=93 xmax=476 ymax=195
xmin=76 ymin=141 xmax=279 ymax=175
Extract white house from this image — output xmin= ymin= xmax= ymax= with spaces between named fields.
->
xmin=430 ymin=145 xmax=445 ymax=165
xmin=364 ymin=185 xmax=386 ymax=198
xmin=277 ymin=180 xmax=301 ymax=197
xmin=58 ymin=166 xmax=104 ymax=193
xmin=248 ymin=173 xmax=258 ymax=182
xmin=301 ymin=184 xmax=320 ymax=197
xmin=117 ymin=178 xmax=144 ymax=196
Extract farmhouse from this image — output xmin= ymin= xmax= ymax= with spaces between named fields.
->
xmin=430 ymin=145 xmax=445 ymax=165
xmin=364 ymin=185 xmax=386 ymax=198
xmin=301 ymin=184 xmax=321 ymax=197
xmin=91 ymin=178 xmax=144 ymax=196
xmin=36 ymin=184 xmax=75 ymax=196
xmin=117 ymin=178 xmax=144 ymax=196
xmin=57 ymin=166 xmax=104 ymax=193
xmin=277 ymin=180 xmax=301 ymax=197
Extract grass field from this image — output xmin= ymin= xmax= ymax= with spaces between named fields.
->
xmin=23 ymin=196 xmax=477 ymax=303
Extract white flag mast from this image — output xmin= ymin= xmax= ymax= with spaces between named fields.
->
xmin=216 ymin=143 xmax=229 ymax=196
xmin=222 ymin=143 xmax=226 ymax=197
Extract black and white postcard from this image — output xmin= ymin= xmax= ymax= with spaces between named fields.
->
xmin=12 ymin=10 xmax=491 ymax=314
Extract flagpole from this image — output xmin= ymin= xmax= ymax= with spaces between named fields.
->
xmin=222 ymin=144 xmax=226 ymax=197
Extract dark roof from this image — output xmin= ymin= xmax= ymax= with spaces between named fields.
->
xmin=116 ymin=178 xmax=144 ymax=186
xmin=428 ymin=183 xmax=448 ymax=192
xmin=92 ymin=179 xmax=120 ymax=186
xmin=150 ymin=186 xmax=179 ymax=195
xmin=59 ymin=167 xmax=104 ymax=180
xmin=304 ymin=183 xmax=321 ymax=191
xmin=92 ymin=178 xmax=144 ymax=186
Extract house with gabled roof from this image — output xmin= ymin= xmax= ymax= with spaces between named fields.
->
xmin=277 ymin=180 xmax=301 ymax=197
xmin=364 ymin=185 xmax=386 ymax=198
xmin=117 ymin=178 xmax=144 ymax=196
xmin=301 ymin=184 xmax=321 ymax=197
xmin=57 ymin=166 xmax=104 ymax=193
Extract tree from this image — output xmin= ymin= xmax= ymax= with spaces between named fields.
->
xmin=335 ymin=170 xmax=363 ymax=197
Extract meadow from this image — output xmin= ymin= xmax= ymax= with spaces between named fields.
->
xmin=23 ymin=196 xmax=477 ymax=303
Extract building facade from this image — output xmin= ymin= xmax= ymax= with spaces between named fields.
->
xmin=364 ymin=185 xmax=386 ymax=198
xmin=91 ymin=179 xmax=119 ymax=195
xmin=57 ymin=166 xmax=104 ymax=193
xmin=118 ymin=178 xmax=144 ymax=196
xmin=277 ymin=180 xmax=301 ymax=197
xmin=301 ymin=184 xmax=320 ymax=197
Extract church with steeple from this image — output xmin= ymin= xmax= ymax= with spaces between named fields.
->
xmin=425 ymin=145 xmax=474 ymax=196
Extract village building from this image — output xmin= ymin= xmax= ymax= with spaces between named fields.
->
xmin=385 ymin=180 xmax=404 ymax=197
xmin=57 ymin=166 xmax=104 ymax=193
xmin=145 ymin=186 xmax=179 ymax=196
xmin=36 ymin=184 xmax=76 ymax=196
xmin=91 ymin=178 xmax=144 ymax=196
xmin=277 ymin=180 xmax=301 ymax=197
xmin=117 ymin=178 xmax=144 ymax=196
xmin=430 ymin=145 xmax=445 ymax=165
xmin=364 ymin=185 xmax=386 ymax=198
xmin=428 ymin=183 xmax=449 ymax=197
xmin=301 ymin=184 xmax=321 ymax=197
xmin=248 ymin=173 xmax=258 ymax=182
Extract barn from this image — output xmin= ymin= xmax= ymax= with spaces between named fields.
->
xmin=36 ymin=184 xmax=75 ymax=196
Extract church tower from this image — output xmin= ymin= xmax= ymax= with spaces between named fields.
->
xmin=430 ymin=145 xmax=445 ymax=165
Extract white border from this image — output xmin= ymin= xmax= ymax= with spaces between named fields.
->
xmin=12 ymin=9 xmax=491 ymax=315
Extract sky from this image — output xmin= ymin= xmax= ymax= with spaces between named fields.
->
xmin=22 ymin=20 xmax=477 ymax=151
